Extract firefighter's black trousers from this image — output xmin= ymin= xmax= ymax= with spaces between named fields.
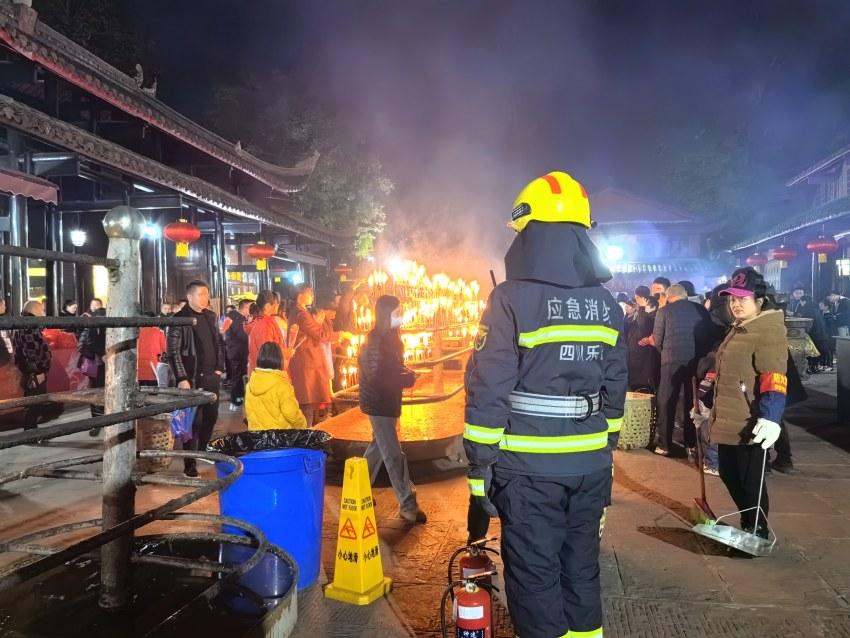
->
xmin=491 ymin=467 xmax=609 ymax=638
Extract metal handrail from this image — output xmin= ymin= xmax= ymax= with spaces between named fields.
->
xmin=401 ymin=383 xmax=465 ymax=405
xmin=4 ymin=513 xmax=269 ymax=578
xmin=0 ymin=316 xmax=196 ymax=329
xmin=0 ymin=387 xmax=206 ymax=412
xmin=0 ymin=244 xmax=118 ymax=268
xmin=333 ymin=381 xmax=465 ymax=405
xmin=0 ymin=449 xmax=244 ymax=592
xmin=0 ymin=389 xmax=215 ymax=450
xmin=0 ymin=206 xmax=264 ymax=612
xmin=400 ymin=321 xmax=478 ymax=334
xmin=331 ymin=345 xmax=470 ymax=401
xmin=333 ymin=344 xmax=471 ymax=367
xmin=409 ymin=346 xmax=472 ymax=368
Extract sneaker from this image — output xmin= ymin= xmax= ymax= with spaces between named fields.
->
xmin=686 ymin=447 xmax=698 ymax=465
xmin=183 ymin=465 xmax=199 ymax=479
xmin=703 ymin=465 xmax=720 ymax=476
xmin=653 ymin=447 xmax=669 ymax=457
xmin=400 ymin=508 xmax=427 ymax=524
xmin=771 ymin=457 xmax=795 ymax=474
xmin=88 ymin=428 xmax=99 ymax=437
xmin=743 ymin=525 xmax=769 ymax=540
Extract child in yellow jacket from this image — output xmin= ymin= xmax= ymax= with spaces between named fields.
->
xmin=245 ymin=342 xmax=308 ymax=430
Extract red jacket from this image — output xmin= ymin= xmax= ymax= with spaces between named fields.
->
xmin=247 ymin=315 xmax=286 ymax=376
xmin=137 ymin=327 xmax=166 ymax=382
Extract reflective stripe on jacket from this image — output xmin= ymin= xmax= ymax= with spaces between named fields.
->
xmin=464 ymin=280 xmax=627 ymax=478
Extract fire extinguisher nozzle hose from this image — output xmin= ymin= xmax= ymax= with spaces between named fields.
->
xmin=440 ymin=581 xmax=466 ymax=638
xmin=469 ymin=536 xmax=499 ymax=547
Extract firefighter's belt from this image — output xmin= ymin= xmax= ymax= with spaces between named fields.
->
xmin=509 ymin=390 xmax=602 ymax=420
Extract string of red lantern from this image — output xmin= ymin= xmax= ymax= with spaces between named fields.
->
xmin=246 ymin=240 xmax=275 ymax=271
xmin=163 ymin=219 xmax=201 ymax=258
xmin=745 ymin=252 xmax=767 ymax=267
xmin=806 ymin=235 xmax=839 ymax=264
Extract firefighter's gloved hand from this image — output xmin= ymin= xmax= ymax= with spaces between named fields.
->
xmin=468 ymin=465 xmax=498 ymax=518
xmin=751 ymin=418 xmax=781 ymax=450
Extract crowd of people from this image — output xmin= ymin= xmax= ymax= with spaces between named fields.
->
xmin=615 ymin=274 xmax=846 ymax=484
xmin=1 ymin=277 xmax=427 ymax=522
xmin=172 ymin=280 xmax=425 ymax=520
xmin=3 ymin=263 xmax=846 ymax=534
xmin=786 ymin=286 xmax=850 ymax=372
xmin=616 ymin=268 xmax=792 ymax=539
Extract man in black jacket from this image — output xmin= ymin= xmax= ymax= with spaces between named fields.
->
xmin=80 ymin=306 xmax=107 ymax=431
xmin=652 ymin=283 xmax=713 ymax=457
xmin=167 ymin=281 xmax=225 ymax=477
xmin=798 ymin=295 xmax=830 ymax=374
xmin=224 ymin=299 xmax=250 ymax=408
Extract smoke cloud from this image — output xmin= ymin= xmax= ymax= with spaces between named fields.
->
xmin=135 ymin=0 xmax=850 ymax=262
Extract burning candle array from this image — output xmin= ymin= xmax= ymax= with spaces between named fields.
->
xmin=338 ymin=259 xmax=485 ymax=389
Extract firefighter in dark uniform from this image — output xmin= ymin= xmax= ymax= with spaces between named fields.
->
xmin=464 ymin=171 xmax=627 ymax=638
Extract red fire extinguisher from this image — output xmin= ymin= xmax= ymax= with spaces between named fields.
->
xmin=441 ymin=538 xmax=499 ymax=638
xmin=447 ymin=537 xmax=498 ymax=587
xmin=440 ymin=577 xmax=496 ymax=638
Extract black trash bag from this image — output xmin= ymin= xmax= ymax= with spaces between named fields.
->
xmin=207 ymin=429 xmax=332 ymax=456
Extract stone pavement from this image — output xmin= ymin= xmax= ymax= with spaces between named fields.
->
xmin=310 ymin=370 xmax=850 ymax=637
xmin=1 ymin=372 xmax=848 ymax=636
xmin=597 ymin=371 xmax=850 ymax=637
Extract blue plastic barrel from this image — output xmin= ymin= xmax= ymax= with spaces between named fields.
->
xmin=216 ymin=447 xmax=326 ymax=589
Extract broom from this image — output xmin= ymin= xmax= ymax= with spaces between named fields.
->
xmin=691 ymin=377 xmax=717 ymax=524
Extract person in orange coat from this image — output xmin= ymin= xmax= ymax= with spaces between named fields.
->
xmin=247 ymin=290 xmax=289 ymax=378
xmin=137 ymin=314 xmax=167 ymax=386
xmin=287 ymin=284 xmax=335 ymax=426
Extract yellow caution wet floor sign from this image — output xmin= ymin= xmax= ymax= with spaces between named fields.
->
xmin=324 ymin=457 xmax=393 ymax=605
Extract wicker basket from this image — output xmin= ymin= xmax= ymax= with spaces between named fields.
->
xmin=617 ymin=391 xmax=655 ymax=450
xmin=135 ymin=414 xmax=174 ymax=473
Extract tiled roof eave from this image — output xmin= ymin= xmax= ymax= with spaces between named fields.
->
xmin=0 ymin=93 xmax=351 ymax=245
xmin=0 ymin=0 xmax=316 ymax=193
xmin=786 ymin=146 xmax=850 ymax=187
xmin=729 ymin=197 xmax=850 ymax=251
xmin=593 ymin=219 xmax=693 ymax=227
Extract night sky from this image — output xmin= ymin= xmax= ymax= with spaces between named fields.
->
xmin=127 ymin=0 xmax=850 ymax=267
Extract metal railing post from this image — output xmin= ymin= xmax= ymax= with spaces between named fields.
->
xmin=99 ymin=205 xmax=144 ymax=609
xmin=432 ymin=328 xmax=444 ymax=395
xmin=9 ymin=195 xmax=25 ymax=315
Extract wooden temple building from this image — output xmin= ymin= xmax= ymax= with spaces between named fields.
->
xmin=588 ymin=187 xmax=726 ymax=294
xmin=730 ymin=146 xmax=850 ymax=299
xmin=0 ymin=0 xmax=347 ymax=316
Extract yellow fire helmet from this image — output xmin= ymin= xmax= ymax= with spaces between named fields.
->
xmin=509 ymin=171 xmax=591 ymax=232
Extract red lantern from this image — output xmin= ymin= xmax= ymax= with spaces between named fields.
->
xmin=334 ymin=263 xmax=353 ymax=280
xmin=770 ymin=244 xmax=797 ymax=269
xmin=745 ymin=253 xmax=767 ymax=267
xmin=770 ymin=245 xmax=797 ymax=261
xmin=246 ymin=240 xmax=275 ymax=271
xmin=163 ymin=219 xmax=201 ymax=258
xmin=806 ymin=235 xmax=839 ymax=264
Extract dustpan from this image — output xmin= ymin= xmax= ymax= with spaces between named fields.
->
xmin=692 ymin=448 xmax=777 ymax=557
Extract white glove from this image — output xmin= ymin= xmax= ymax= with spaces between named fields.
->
xmin=689 ymin=401 xmax=709 ymax=428
xmin=751 ymin=418 xmax=781 ymax=450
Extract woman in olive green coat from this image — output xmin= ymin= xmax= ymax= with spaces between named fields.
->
xmin=711 ymin=268 xmax=788 ymax=538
